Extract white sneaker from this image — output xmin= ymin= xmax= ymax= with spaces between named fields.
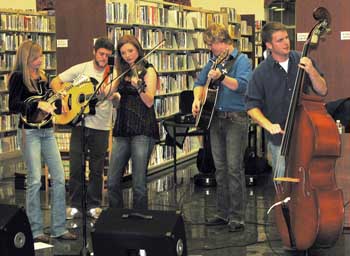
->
xmin=88 ymin=207 xmax=102 ymax=219
xmin=66 ymin=207 xmax=81 ymax=220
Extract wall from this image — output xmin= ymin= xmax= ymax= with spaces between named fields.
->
xmin=296 ymin=0 xmax=350 ymax=102
xmin=0 ymin=0 xmax=36 ymax=9
xmin=191 ymin=0 xmax=265 ymax=20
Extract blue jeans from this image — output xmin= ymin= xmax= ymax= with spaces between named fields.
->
xmin=69 ymin=126 xmax=109 ymax=209
xmin=108 ymin=135 xmax=155 ymax=209
xmin=210 ymin=112 xmax=248 ymax=224
xmin=18 ymin=128 xmax=67 ymax=238
xmin=267 ymin=141 xmax=285 ymax=178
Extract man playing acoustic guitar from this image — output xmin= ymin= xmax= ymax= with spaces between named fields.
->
xmin=51 ymin=37 xmax=117 ymax=220
xmin=192 ymin=23 xmax=252 ymax=232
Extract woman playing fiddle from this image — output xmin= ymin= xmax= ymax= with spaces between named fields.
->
xmin=8 ymin=40 xmax=77 ymax=242
xmin=107 ymin=35 xmax=159 ymax=209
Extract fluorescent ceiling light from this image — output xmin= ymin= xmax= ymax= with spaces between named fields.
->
xmin=274 ymin=7 xmax=286 ymax=11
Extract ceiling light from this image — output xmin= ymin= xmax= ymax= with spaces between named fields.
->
xmin=274 ymin=7 xmax=286 ymax=11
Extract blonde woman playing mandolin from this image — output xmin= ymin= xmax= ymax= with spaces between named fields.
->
xmin=8 ymin=40 xmax=77 ymax=242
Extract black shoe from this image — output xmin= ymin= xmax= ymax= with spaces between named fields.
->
xmin=228 ymin=222 xmax=245 ymax=232
xmin=205 ymin=217 xmax=228 ymax=226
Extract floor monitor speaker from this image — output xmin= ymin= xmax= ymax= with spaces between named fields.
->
xmin=91 ymin=208 xmax=187 ymax=256
xmin=0 ymin=204 xmax=34 ymax=256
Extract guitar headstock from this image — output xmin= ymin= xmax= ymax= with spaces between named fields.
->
xmin=215 ymin=49 xmax=229 ymax=66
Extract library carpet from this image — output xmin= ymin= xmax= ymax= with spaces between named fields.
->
xmin=1 ymin=161 xmax=350 ymax=256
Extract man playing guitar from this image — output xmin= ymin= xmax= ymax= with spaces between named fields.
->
xmin=51 ymin=37 xmax=117 ymax=220
xmin=192 ymin=23 xmax=252 ymax=232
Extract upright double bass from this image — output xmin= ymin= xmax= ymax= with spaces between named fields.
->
xmin=272 ymin=7 xmax=344 ymax=250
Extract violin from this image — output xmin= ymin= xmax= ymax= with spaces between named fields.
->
xmin=127 ymin=61 xmax=147 ymax=93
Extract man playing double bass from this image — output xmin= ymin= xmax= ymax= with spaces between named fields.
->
xmin=245 ymin=22 xmax=327 ymax=175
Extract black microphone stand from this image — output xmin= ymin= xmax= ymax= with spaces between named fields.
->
xmin=73 ymin=66 xmax=115 ymax=256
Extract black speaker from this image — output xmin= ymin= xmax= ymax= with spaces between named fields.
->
xmin=91 ymin=208 xmax=187 ymax=256
xmin=0 ymin=204 xmax=34 ymax=256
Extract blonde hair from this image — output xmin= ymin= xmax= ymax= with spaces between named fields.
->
xmin=12 ymin=40 xmax=47 ymax=92
xmin=203 ymin=23 xmax=233 ymax=45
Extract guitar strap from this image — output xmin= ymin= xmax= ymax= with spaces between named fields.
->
xmin=222 ymin=52 xmax=241 ymax=75
xmin=213 ymin=52 xmax=241 ymax=87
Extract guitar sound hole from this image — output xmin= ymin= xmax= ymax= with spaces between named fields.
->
xmin=78 ymin=94 xmax=85 ymax=103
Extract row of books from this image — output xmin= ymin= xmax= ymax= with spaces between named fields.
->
xmin=55 ymin=132 xmax=71 ymax=152
xmin=157 ymin=73 xmax=191 ymax=95
xmin=0 ymin=181 xmax=15 ymax=203
xmin=106 ymin=1 xmax=130 ymax=24
xmin=0 ymin=93 xmax=8 ymax=112
xmin=0 ymin=135 xmax=19 ymax=153
xmin=0 ymin=13 xmax=55 ymax=32
xmin=241 ymin=20 xmax=253 ymax=36
xmin=134 ymin=27 xmax=194 ymax=50
xmin=0 ymin=114 xmax=18 ymax=131
xmin=240 ymin=37 xmax=253 ymax=52
xmin=0 ymin=52 xmax=56 ymax=71
xmin=0 ymin=160 xmax=25 ymax=180
xmin=147 ymin=52 xmax=194 ymax=72
xmin=108 ymin=26 xmax=209 ymax=51
xmin=106 ymin=2 xmax=227 ymax=30
xmin=154 ymin=95 xmax=179 ymax=119
xmin=0 ymin=33 xmax=55 ymax=52
xmin=220 ymin=7 xmax=239 ymax=24
xmin=107 ymin=27 xmax=133 ymax=48
xmin=0 ymin=74 xmax=7 ymax=90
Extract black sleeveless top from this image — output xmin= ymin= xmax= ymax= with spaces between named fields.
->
xmin=112 ymin=63 xmax=159 ymax=140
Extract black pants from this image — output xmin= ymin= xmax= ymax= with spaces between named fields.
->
xmin=68 ymin=126 xmax=109 ymax=209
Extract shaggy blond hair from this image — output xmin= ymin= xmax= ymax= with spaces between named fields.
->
xmin=12 ymin=40 xmax=47 ymax=92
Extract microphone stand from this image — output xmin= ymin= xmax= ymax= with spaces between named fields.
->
xmin=74 ymin=66 xmax=115 ymax=256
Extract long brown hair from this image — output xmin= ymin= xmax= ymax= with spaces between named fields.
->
xmin=11 ymin=40 xmax=47 ymax=92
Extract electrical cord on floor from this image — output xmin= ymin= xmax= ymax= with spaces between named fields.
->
xmin=188 ymin=238 xmax=282 ymax=252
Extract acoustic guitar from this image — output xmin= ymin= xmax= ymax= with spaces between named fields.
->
xmin=54 ymin=81 xmax=95 ymax=125
xmin=195 ymin=49 xmax=228 ymax=130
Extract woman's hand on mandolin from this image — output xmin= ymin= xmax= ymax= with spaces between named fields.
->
xmin=38 ymin=101 xmax=56 ymax=114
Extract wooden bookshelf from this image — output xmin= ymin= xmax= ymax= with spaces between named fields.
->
xmin=240 ymin=14 xmax=255 ymax=68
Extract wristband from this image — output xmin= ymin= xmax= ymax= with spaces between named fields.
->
xmin=217 ymin=73 xmax=225 ymax=82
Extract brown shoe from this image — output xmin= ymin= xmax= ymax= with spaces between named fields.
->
xmin=34 ymin=234 xmax=50 ymax=243
xmin=56 ymin=231 xmax=78 ymax=240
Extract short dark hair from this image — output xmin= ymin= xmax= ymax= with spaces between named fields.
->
xmin=203 ymin=23 xmax=233 ymax=45
xmin=94 ymin=37 xmax=114 ymax=52
xmin=261 ymin=22 xmax=288 ymax=44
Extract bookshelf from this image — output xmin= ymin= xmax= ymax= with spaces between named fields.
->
xmin=254 ymin=20 xmax=265 ymax=67
xmin=240 ymin=14 xmax=255 ymax=68
xmin=0 ymin=9 xmax=57 ymax=178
